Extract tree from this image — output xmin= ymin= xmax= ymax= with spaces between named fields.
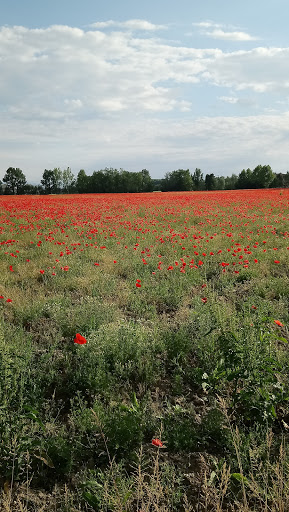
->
xmin=76 ymin=169 xmax=90 ymax=193
xmin=251 ymin=164 xmax=275 ymax=188
xmin=270 ymin=172 xmax=289 ymax=188
xmin=205 ymin=173 xmax=216 ymax=191
xmin=237 ymin=168 xmax=253 ymax=189
xmin=3 ymin=167 xmax=27 ymax=194
xmin=62 ymin=167 xmax=75 ymax=193
xmin=215 ymin=176 xmax=225 ymax=190
xmin=53 ymin=168 xmax=63 ymax=193
xmin=192 ymin=168 xmax=205 ymax=191
xmin=23 ymin=183 xmax=43 ymax=195
xmin=140 ymin=169 xmax=153 ymax=192
xmin=225 ymin=174 xmax=238 ymax=190
xmin=161 ymin=169 xmax=192 ymax=191
xmin=41 ymin=169 xmax=57 ymax=194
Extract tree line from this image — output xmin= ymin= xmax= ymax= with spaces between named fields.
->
xmin=0 ymin=165 xmax=289 ymax=195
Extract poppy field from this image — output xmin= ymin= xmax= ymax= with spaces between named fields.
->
xmin=0 ymin=189 xmax=289 ymax=511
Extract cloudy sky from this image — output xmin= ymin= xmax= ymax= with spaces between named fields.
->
xmin=1 ymin=0 xmax=289 ymax=182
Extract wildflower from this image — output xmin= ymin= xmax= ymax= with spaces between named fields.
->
xmin=274 ymin=320 xmax=284 ymax=327
xmin=274 ymin=260 xmax=280 ymax=264
xmin=6 ymin=298 xmax=12 ymax=303
xmin=39 ymin=269 xmax=45 ymax=274
xmin=201 ymin=297 xmax=207 ymax=303
xmin=152 ymin=438 xmax=163 ymax=448
xmin=74 ymin=333 xmax=87 ymax=344
xmin=251 ymin=305 xmax=257 ymax=310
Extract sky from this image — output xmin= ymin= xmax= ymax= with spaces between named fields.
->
xmin=1 ymin=0 xmax=289 ymax=182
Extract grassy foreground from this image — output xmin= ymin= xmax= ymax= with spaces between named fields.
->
xmin=0 ymin=189 xmax=289 ymax=511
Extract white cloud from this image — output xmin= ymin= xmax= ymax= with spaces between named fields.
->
xmin=193 ymin=21 xmax=259 ymax=42
xmin=204 ymin=47 xmax=289 ymax=92
xmin=2 ymin=109 xmax=289 ymax=179
xmin=207 ymin=29 xmax=258 ymax=41
xmin=90 ymin=19 xmax=167 ymax=31
xmin=218 ymin=96 xmax=239 ymax=104
xmin=1 ymin=22 xmax=289 ymax=179
xmin=218 ymin=95 xmax=257 ymax=107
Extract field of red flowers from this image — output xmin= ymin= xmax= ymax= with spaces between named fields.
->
xmin=0 ymin=189 xmax=289 ymax=511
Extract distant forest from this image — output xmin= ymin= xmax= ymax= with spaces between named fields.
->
xmin=1 ymin=165 xmax=289 ymax=195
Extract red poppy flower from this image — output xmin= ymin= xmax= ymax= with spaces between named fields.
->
xmin=274 ymin=260 xmax=280 ymax=264
xmin=6 ymin=298 xmax=12 ymax=303
xmin=201 ymin=297 xmax=207 ymax=303
xmin=74 ymin=333 xmax=88 ymax=344
xmin=39 ymin=269 xmax=45 ymax=274
xmin=274 ymin=320 xmax=284 ymax=327
xmin=136 ymin=282 xmax=141 ymax=288
xmin=152 ymin=438 xmax=163 ymax=448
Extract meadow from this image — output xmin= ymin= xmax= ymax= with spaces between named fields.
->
xmin=0 ymin=189 xmax=289 ymax=511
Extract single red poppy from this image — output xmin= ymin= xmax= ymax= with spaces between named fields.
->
xmin=74 ymin=333 xmax=88 ymax=344
xmin=274 ymin=320 xmax=284 ymax=327
xmin=152 ymin=438 xmax=163 ymax=448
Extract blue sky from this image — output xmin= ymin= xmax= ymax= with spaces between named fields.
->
xmin=1 ymin=0 xmax=289 ymax=181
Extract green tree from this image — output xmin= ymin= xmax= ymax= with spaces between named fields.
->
xmin=41 ymin=169 xmax=57 ymax=194
xmin=53 ymin=168 xmax=63 ymax=193
xmin=237 ymin=168 xmax=253 ymax=189
xmin=192 ymin=168 xmax=204 ymax=191
xmin=205 ymin=173 xmax=216 ymax=191
xmin=62 ymin=167 xmax=75 ymax=193
xmin=270 ymin=172 xmax=289 ymax=188
xmin=3 ymin=167 xmax=27 ymax=194
xmin=215 ymin=176 xmax=225 ymax=190
xmin=225 ymin=174 xmax=238 ymax=190
xmin=162 ymin=169 xmax=192 ymax=191
xmin=76 ymin=170 xmax=90 ymax=193
xmin=23 ymin=184 xmax=42 ymax=195
xmin=251 ymin=164 xmax=275 ymax=188
xmin=140 ymin=169 xmax=153 ymax=192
